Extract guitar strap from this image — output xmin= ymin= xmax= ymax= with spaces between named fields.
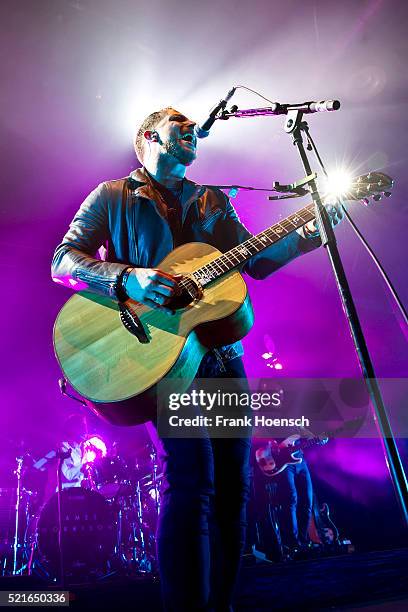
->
xmin=121 ymin=178 xmax=132 ymax=259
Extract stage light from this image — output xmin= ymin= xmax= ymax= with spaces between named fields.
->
xmin=83 ymin=435 xmax=107 ymax=463
xmin=82 ymin=449 xmax=96 ymax=464
xmin=149 ymin=488 xmax=159 ymax=501
xmin=323 ymin=169 xmax=353 ymax=200
xmin=266 ymin=362 xmax=283 ymax=370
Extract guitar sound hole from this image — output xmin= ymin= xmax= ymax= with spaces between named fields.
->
xmin=170 ymin=277 xmax=203 ymax=310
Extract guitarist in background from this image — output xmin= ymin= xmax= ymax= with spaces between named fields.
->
xmin=275 ymin=429 xmax=328 ymax=556
xmin=51 ymin=107 xmax=341 ymax=612
xmin=255 ymin=428 xmax=328 ymax=559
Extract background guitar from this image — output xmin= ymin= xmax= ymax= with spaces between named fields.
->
xmin=255 ymin=432 xmax=329 ymax=478
xmin=254 ymin=418 xmax=362 ymax=477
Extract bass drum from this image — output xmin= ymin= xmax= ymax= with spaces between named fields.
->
xmin=95 ymin=456 xmax=131 ymax=500
xmin=37 ymin=488 xmax=117 ymax=578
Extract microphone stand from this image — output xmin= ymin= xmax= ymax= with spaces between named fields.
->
xmin=287 ymin=110 xmax=407 ymax=526
xmin=12 ymin=457 xmax=24 ymax=575
xmin=220 ymin=103 xmax=408 ymax=526
xmin=56 ymin=448 xmax=71 ymax=588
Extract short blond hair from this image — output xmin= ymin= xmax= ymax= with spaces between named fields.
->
xmin=134 ymin=107 xmax=173 ymax=163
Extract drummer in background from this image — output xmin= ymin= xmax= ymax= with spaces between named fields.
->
xmin=60 ymin=413 xmax=89 ymax=489
xmin=32 ymin=413 xmax=89 ymax=499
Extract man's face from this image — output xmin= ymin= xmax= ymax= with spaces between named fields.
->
xmin=154 ymin=109 xmax=197 ymax=166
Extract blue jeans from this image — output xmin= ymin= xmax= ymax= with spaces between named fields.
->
xmin=152 ymin=353 xmax=251 ymax=612
xmin=276 ymin=459 xmax=313 ymax=548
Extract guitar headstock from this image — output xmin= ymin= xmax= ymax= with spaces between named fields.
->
xmin=345 ymin=171 xmax=393 ymax=205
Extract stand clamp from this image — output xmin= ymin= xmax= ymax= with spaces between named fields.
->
xmin=268 ymin=172 xmax=317 ymax=200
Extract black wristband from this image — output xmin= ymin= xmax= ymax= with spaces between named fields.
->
xmin=115 ymin=266 xmax=134 ymax=302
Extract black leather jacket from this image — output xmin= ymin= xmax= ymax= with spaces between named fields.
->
xmin=51 ymin=167 xmax=320 ymax=361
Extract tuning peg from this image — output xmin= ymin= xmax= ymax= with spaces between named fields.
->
xmin=373 ymin=194 xmax=382 ymax=201
xmin=384 ymin=192 xmax=392 ymax=197
xmin=361 ymin=198 xmax=370 ymax=206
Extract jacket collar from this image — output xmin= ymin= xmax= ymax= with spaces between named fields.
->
xmin=129 ymin=167 xmax=206 ymax=224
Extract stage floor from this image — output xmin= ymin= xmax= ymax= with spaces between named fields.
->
xmin=0 ymin=548 xmax=407 ymax=610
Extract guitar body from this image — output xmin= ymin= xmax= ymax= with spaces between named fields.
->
xmin=256 ymin=445 xmax=303 ymax=478
xmin=272 ymin=449 xmax=303 ymax=477
xmin=309 ymin=500 xmax=340 ymax=545
xmin=53 ymin=242 xmax=254 ymax=426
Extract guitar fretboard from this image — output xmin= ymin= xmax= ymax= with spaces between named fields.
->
xmin=192 ymin=202 xmax=316 ymax=286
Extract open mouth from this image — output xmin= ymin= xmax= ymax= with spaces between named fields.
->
xmin=180 ymin=133 xmax=197 ymax=148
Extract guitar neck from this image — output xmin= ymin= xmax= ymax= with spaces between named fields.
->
xmin=299 ymin=437 xmax=322 ymax=450
xmin=192 ymin=202 xmax=316 ymax=286
xmin=190 ymin=170 xmax=393 ymax=287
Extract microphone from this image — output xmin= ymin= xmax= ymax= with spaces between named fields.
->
xmin=305 ymin=99 xmax=340 ymax=113
xmin=56 ymin=447 xmax=72 ymax=460
xmin=194 ymin=87 xmax=236 ymax=138
xmin=222 ymin=99 xmax=341 ymax=119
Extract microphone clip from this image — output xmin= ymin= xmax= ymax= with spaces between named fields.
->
xmin=268 ymin=173 xmax=317 ymax=201
xmin=219 ymin=105 xmax=238 ymax=121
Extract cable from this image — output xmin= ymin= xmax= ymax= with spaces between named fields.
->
xmin=202 ymin=184 xmax=274 ymax=193
xmin=233 ymin=85 xmax=275 ymax=104
xmin=304 ymin=126 xmax=408 ymax=327
xmin=342 ymin=207 xmax=408 ymax=326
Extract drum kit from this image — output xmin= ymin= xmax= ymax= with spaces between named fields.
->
xmin=0 ymin=438 xmax=163 ymax=582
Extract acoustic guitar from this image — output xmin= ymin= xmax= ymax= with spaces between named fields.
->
xmin=53 ymin=172 xmax=392 ymax=425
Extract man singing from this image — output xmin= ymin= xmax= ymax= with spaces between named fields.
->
xmin=51 ymin=106 xmax=341 ymax=611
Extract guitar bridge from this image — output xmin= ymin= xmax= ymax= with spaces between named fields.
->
xmin=119 ymin=302 xmax=150 ymax=343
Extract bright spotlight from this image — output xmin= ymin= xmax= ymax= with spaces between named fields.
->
xmin=83 ymin=449 xmax=97 ymax=464
xmin=82 ymin=435 xmax=108 ymax=463
xmin=323 ymin=170 xmax=354 ymax=200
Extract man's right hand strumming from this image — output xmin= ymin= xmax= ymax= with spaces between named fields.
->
xmin=123 ymin=268 xmax=181 ymax=314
